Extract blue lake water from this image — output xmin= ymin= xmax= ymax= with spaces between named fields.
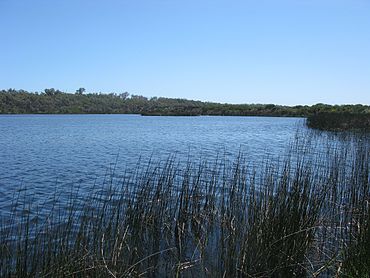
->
xmin=0 ymin=115 xmax=304 ymax=212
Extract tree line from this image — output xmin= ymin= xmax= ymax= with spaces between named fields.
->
xmin=1 ymin=88 xmax=369 ymax=116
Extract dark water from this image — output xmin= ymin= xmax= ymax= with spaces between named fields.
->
xmin=0 ymin=115 xmax=304 ymax=213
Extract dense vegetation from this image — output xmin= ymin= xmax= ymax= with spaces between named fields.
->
xmin=1 ymin=131 xmax=369 ymax=277
xmin=307 ymin=112 xmax=370 ymax=131
xmin=1 ymin=88 xmax=369 ymax=116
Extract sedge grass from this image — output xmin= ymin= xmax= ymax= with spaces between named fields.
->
xmin=0 ymin=131 xmax=369 ymax=277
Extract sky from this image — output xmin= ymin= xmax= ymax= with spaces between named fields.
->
xmin=0 ymin=0 xmax=369 ymax=105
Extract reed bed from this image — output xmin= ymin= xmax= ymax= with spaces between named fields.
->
xmin=306 ymin=112 xmax=370 ymax=131
xmin=0 ymin=131 xmax=369 ymax=277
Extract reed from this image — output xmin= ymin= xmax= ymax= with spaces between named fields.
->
xmin=307 ymin=112 xmax=370 ymax=131
xmin=0 ymin=131 xmax=368 ymax=277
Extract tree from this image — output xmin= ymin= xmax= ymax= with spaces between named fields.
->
xmin=44 ymin=88 xmax=56 ymax=96
xmin=119 ymin=92 xmax=129 ymax=99
xmin=75 ymin=88 xmax=86 ymax=95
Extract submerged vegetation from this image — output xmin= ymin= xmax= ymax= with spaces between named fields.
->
xmin=307 ymin=112 xmax=370 ymax=131
xmin=1 ymin=88 xmax=369 ymax=117
xmin=0 ymin=130 xmax=369 ymax=277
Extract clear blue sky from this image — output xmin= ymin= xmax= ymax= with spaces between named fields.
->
xmin=1 ymin=0 xmax=369 ymax=105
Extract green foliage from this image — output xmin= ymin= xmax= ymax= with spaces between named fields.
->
xmin=75 ymin=87 xmax=86 ymax=95
xmin=307 ymin=112 xmax=370 ymax=131
xmin=341 ymin=212 xmax=370 ymax=277
xmin=1 ymin=88 xmax=369 ymax=116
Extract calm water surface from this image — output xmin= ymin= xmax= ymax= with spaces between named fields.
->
xmin=0 ymin=115 xmax=304 ymax=212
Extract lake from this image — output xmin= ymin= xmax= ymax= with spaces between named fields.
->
xmin=0 ymin=115 xmax=304 ymax=214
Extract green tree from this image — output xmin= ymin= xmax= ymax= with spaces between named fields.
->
xmin=75 ymin=88 xmax=86 ymax=95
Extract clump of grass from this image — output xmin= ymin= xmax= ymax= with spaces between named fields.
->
xmin=306 ymin=112 xmax=370 ymax=131
xmin=0 ymin=131 xmax=369 ymax=277
xmin=341 ymin=211 xmax=370 ymax=277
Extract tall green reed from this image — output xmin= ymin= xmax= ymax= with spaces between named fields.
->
xmin=0 ymin=130 xmax=368 ymax=277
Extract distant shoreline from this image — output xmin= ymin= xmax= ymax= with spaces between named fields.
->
xmin=1 ymin=89 xmax=369 ymax=118
xmin=0 ymin=112 xmax=305 ymax=118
